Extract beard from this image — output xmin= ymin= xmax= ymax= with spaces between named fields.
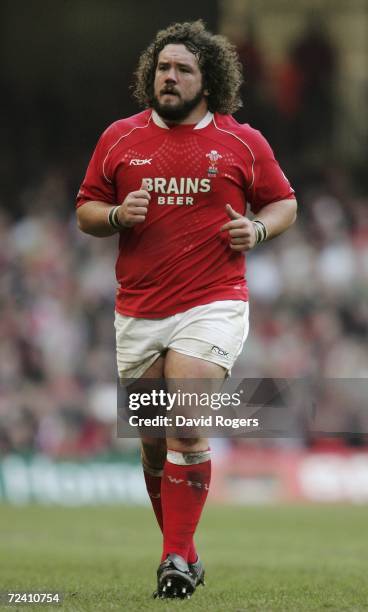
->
xmin=152 ymin=86 xmax=205 ymax=122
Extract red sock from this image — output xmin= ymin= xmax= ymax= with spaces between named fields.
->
xmin=161 ymin=450 xmax=211 ymax=562
xmin=143 ymin=471 xmax=163 ymax=528
xmin=143 ymin=470 xmax=198 ymax=563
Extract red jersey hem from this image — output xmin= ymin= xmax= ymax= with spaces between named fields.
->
xmin=115 ymin=289 xmax=249 ymax=319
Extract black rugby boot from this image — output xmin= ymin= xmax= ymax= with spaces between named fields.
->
xmin=189 ymin=556 xmax=205 ymax=587
xmin=153 ymin=553 xmax=196 ymax=599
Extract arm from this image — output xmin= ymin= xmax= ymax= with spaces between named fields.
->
xmin=77 ymin=180 xmax=151 ymax=238
xmin=77 ymin=201 xmax=119 ymax=237
xmin=252 ymin=198 xmax=297 ymax=240
xmin=220 ymin=198 xmax=297 ymax=251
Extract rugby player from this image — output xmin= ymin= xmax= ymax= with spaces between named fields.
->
xmin=76 ymin=20 xmax=297 ymax=599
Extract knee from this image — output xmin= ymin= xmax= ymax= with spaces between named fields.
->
xmin=141 ymin=438 xmax=167 ymax=471
xmin=168 ymin=437 xmax=208 ymax=453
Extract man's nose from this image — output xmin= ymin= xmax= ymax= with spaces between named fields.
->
xmin=165 ymin=67 xmax=177 ymax=82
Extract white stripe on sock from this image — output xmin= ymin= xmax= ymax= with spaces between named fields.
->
xmin=167 ymin=449 xmax=211 ymax=465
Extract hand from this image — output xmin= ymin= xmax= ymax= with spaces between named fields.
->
xmin=220 ymin=204 xmax=257 ymax=251
xmin=116 ymin=179 xmax=151 ymax=228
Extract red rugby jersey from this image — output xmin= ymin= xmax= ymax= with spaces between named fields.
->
xmin=77 ymin=110 xmax=295 ymax=318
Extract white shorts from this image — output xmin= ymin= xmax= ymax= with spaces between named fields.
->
xmin=114 ymin=300 xmax=249 ymax=379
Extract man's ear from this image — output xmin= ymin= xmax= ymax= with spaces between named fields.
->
xmin=204 ymin=88 xmax=210 ymax=96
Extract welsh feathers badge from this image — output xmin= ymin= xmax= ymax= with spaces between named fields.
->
xmin=206 ymin=150 xmax=222 ymax=177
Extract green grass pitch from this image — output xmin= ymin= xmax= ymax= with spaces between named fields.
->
xmin=1 ymin=504 xmax=367 ymax=611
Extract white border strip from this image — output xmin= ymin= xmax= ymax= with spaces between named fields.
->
xmin=167 ymin=449 xmax=211 ymax=465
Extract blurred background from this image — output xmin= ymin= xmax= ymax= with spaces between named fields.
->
xmin=1 ymin=0 xmax=367 ymax=505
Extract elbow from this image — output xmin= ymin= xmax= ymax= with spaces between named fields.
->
xmin=77 ymin=217 xmax=86 ymax=234
xmin=76 ymin=211 xmax=90 ymax=235
xmin=290 ymin=200 xmax=298 ymax=226
xmin=76 ymin=215 xmax=83 ymax=232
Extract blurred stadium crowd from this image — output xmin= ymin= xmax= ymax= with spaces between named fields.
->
xmin=1 ymin=16 xmax=367 ymax=457
xmin=1 ymin=164 xmax=367 ymax=457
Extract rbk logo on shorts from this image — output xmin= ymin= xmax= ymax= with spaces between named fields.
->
xmin=211 ymin=345 xmax=230 ymax=359
xmin=129 ymin=158 xmax=152 ymax=165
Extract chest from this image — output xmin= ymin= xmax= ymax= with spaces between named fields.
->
xmin=111 ymin=132 xmax=246 ymax=207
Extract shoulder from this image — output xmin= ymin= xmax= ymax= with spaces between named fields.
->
xmin=99 ymin=110 xmax=153 ymax=146
xmin=212 ymin=114 xmax=274 ymax=159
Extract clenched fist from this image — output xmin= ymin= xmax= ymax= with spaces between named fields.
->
xmin=116 ymin=179 xmax=151 ymax=228
xmin=220 ymin=204 xmax=257 ymax=251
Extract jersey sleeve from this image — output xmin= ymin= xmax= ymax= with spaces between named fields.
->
xmin=76 ymin=128 xmax=117 ymax=208
xmin=246 ymin=130 xmax=295 ymax=215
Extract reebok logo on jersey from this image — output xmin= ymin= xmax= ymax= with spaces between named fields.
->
xmin=129 ymin=158 xmax=152 ymax=165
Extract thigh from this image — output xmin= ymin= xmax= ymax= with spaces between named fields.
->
xmin=128 ymin=357 xmax=167 ymax=451
xmin=167 ymin=300 xmax=249 ymax=374
xmin=164 ymin=350 xmax=225 ymax=379
xmin=115 ymin=311 xmax=168 ymax=380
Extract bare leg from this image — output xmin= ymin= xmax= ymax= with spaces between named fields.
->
xmin=133 ymin=356 xmax=167 ymax=469
xmin=164 ymin=350 xmax=226 ymax=452
xmin=159 ymin=350 xmax=225 ymax=563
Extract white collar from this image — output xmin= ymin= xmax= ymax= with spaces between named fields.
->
xmin=152 ymin=110 xmax=213 ymax=130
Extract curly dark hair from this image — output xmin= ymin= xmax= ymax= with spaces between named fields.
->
xmin=133 ymin=20 xmax=243 ymax=114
